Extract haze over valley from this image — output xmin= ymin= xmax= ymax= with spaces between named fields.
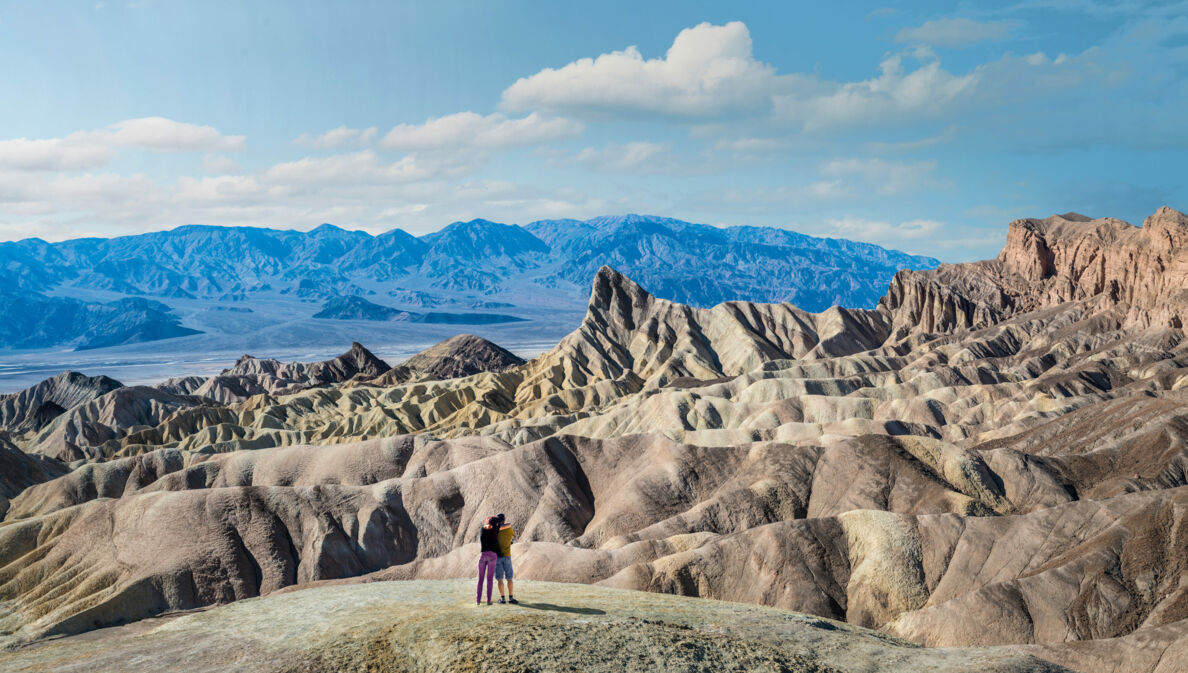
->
xmin=0 ymin=213 xmax=936 ymax=392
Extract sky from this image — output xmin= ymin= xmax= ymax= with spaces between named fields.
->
xmin=0 ymin=0 xmax=1186 ymax=261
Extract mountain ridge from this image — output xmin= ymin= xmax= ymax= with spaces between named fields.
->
xmin=3 ymin=208 xmax=1188 ymax=672
xmin=0 ymin=213 xmax=939 ymax=351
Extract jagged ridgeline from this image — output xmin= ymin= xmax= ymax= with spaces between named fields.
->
xmin=4 ymin=208 xmax=1188 ymax=673
xmin=0 ymin=214 xmax=937 ymax=349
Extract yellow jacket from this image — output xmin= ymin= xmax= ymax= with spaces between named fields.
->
xmin=497 ymin=525 xmax=514 ymax=557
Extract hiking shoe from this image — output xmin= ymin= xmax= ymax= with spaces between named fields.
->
xmin=498 ymin=597 xmax=507 ymax=604
xmin=508 ymin=596 xmax=519 ymax=605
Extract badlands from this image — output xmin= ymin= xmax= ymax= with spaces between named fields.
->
xmin=5 ymin=208 xmax=1188 ymax=672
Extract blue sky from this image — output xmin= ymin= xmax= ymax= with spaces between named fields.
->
xmin=0 ymin=0 xmax=1185 ymax=260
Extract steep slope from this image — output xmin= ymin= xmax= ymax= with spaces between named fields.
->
xmin=28 ymin=386 xmax=212 ymax=462
xmin=0 ymin=371 xmax=123 ymax=434
xmin=0 ymin=437 xmax=66 ymax=518
xmin=190 ymin=341 xmax=391 ymax=403
xmin=883 ymin=206 xmax=1188 ymax=337
xmin=6 ymin=208 xmax=1188 ymax=673
xmin=399 ymin=333 xmax=526 ymax=379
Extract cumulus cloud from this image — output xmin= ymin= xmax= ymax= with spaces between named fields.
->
xmin=0 ymin=136 xmax=113 ymax=171
xmin=108 ymin=117 xmax=245 ymax=152
xmin=501 ymin=22 xmax=785 ymax=119
xmin=822 ymin=216 xmax=944 ymax=242
xmin=0 ymin=117 xmax=244 ymax=172
xmin=498 ymin=21 xmax=991 ymax=133
xmin=294 ymin=125 xmax=378 ymax=149
xmin=895 ymin=18 xmax=1014 ymax=47
xmin=201 ymin=154 xmax=240 ymax=173
xmin=380 ymin=112 xmax=583 ymax=151
xmin=771 ymin=53 xmax=979 ymax=131
xmin=262 ymin=150 xmax=481 ymax=187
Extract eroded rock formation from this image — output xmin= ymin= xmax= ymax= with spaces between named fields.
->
xmin=4 ymin=208 xmax=1188 ymax=673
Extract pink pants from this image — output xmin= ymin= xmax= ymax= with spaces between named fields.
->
xmin=477 ymin=551 xmax=497 ymax=603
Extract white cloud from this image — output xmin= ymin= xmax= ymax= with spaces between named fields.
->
xmin=821 ymin=216 xmax=944 ymax=242
xmin=380 ymin=112 xmax=583 ymax=151
xmin=261 ymin=150 xmax=481 ymax=187
xmin=771 ymin=53 xmax=979 ymax=131
xmin=501 ymin=22 xmax=785 ymax=119
xmin=895 ymin=18 xmax=1014 ymax=47
xmin=0 ymin=117 xmax=244 ymax=173
xmin=822 ymin=158 xmax=940 ymax=195
xmin=499 ymin=21 xmax=987 ymax=133
xmin=294 ymin=125 xmax=378 ymax=149
xmin=175 ymin=175 xmax=271 ymax=204
xmin=0 ymin=136 xmax=113 ymax=171
xmin=200 ymin=154 xmax=240 ymax=173
xmin=108 ymin=117 xmax=245 ymax=152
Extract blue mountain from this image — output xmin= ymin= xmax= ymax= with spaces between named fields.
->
xmin=524 ymin=214 xmax=938 ymax=309
xmin=0 ymin=215 xmax=938 ymax=350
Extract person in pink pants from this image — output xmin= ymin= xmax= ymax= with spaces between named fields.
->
xmin=477 ymin=516 xmax=500 ymax=605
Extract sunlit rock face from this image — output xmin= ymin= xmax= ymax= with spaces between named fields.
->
xmin=4 ymin=210 xmax=1188 ymax=673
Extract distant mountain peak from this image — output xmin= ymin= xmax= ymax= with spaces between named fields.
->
xmin=399 ymin=334 xmax=525 ymax=379
xmin=0 ymin=211 xmax=953 ymax=351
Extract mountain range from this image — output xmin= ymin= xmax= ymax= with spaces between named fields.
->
xmin=3 ymin=207 xmax=1188 ymax=673
xmin=0 ymin=214 xmax=937 ymax=351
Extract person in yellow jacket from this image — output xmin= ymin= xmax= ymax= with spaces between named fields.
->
xmin=493 ymin=513 xmax=518 ymax=604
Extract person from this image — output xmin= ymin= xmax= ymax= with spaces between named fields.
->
xmin=493 ymin=513 xmax=518 ymax=604
xmin=477 ymin=515 xmax=500 ymax=606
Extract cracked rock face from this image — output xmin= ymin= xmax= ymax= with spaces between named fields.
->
xmin=4 ymin=209 xmax=1188 ymax=673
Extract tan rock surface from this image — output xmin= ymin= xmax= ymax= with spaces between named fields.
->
xmin=0 ymin=580 xmax=1071 ymax=673
xmin=7 ymin=208 xmax=1188 ymax=672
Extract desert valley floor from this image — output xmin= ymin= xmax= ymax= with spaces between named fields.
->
xmin=5 ymin=209 xmax=1188 ymax=672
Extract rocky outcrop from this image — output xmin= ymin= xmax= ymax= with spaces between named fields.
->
xmin=399 ymin=334 xmax=526 ymax=380
xmin=883 ymin=207 xmax=1188 ymax=337
xmin=0 ymin=371 xmax=123 ymax=435
xmin=0 ymin=437 xmax=66 ymax=518
xmin=509 ymin=266 xmax=892 ymax=417
xmin=192 ymin=341 xmax=390 ymax=403
xmin=29 ymin=386 xmax=211 ymax=462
